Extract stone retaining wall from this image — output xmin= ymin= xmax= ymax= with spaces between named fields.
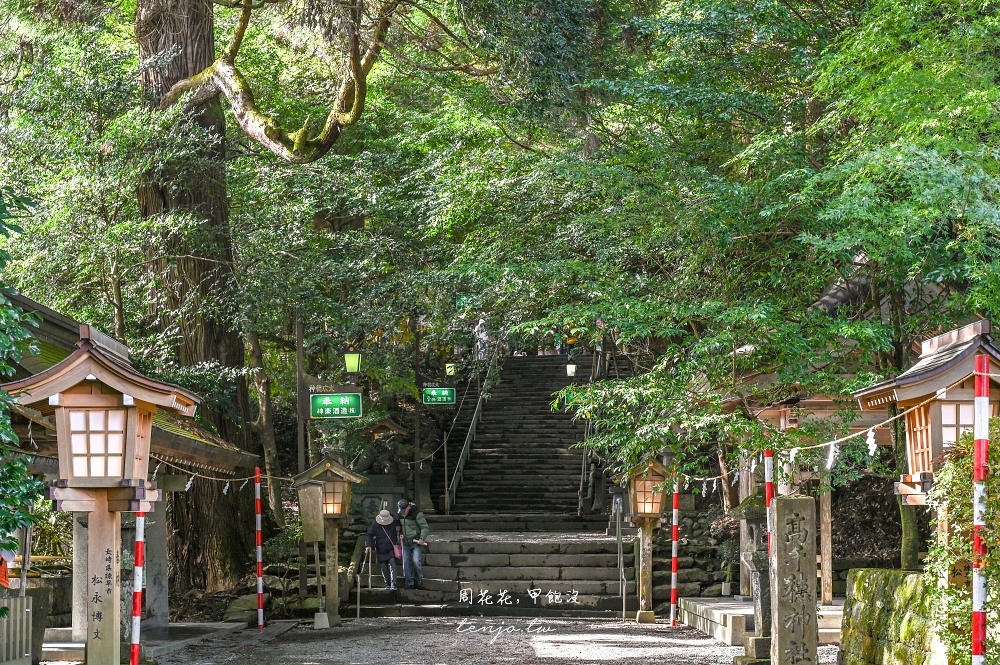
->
xmin=650 ymin=496 xmax=900 ymax=611
xmin=651 ymin=497 xmax=734 ymax=612
xmin=838 ymin=569 xmax=937 ymax=665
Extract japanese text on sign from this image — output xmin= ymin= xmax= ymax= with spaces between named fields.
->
xmin=310 ymin=393 xmax=363 ymax=419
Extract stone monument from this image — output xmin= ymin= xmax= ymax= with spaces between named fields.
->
xmin=733 ymin=489 xmax=770 ymax=665
xmin=770 ymin=496 xmax=817 ymax=665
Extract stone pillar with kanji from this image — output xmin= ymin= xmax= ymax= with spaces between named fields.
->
xmin=769 ymin=496 xmax=817 ymax=665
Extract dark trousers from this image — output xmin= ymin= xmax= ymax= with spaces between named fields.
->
xmin=379 ymin=558 xmax=398 ymax=587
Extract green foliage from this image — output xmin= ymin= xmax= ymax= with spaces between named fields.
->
xmin=0 ymin=186 xmax=43 ymax=557
xmin=30 ymin=499 xmax=73 ymax=558
xmin=924 ymin=423 xmax=1000 ymax=665
xmin=0 ymin=0 xmax=997 ymax=555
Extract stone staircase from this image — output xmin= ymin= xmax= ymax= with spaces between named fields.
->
xmin=450 ymin=355 xmax=590 ymax=514
xmin=346 ymin=515 xmax=637 ymax=617
xmin=346 ymin=356 xmax=639 ymax=618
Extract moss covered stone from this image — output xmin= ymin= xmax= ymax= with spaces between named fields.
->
xmin=838 ymin=569 xmax=934 ymax=665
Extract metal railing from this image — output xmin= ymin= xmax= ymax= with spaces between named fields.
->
xmin=447 ymin=392 xmax=484 ymax=512
xmin=446 ymin=352 xmax=500 ymax=513
xmin=0 ymin=596 xmax=32 ymax=665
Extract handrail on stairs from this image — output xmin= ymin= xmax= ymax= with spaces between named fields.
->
xmin=446 ymin=350 xmax=500 ymax=514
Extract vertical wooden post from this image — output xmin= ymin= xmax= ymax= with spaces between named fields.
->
xmin=325 ymin=524 xmax=341 ymax=626
xmin=296 ymin=310 xmax=308 ymax=596
xmin=820 ymin=484 xmax=834 ymax=606
xmin=71 ymin=514 xmax=88 ymax=642
xmin=413 ymin=318 xmax=422 ymax=502
xmin=636 ymin=518 xmax=655 ymax=624
xmin=972 ymin=354 xmax=989 ymax=665
xmin=86 ymin=493 xmax=121 ymax=665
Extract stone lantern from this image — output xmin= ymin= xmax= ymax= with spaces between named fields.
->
xmin=0 ymin=328 xmax=199 ymax=664
xmin=620 ymin=458 xmax=670 ymax=624
xmin=293 ymin=452 xmax=366 ymax=627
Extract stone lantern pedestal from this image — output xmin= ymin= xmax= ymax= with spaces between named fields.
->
xmin=733 ymin=493 xmax=770 ymax=665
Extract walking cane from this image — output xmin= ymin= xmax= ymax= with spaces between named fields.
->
xmin=399 ymin=534 xmax=407 ymax=590
xmin=357 ymin=549 xmax=369 ymax=620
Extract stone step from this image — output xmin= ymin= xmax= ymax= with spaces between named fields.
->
xmin=455 ymin=474 xmax=580 ymax=483
xmin=451 ymin=502 xmax=581 ymax=512
xmin=351 ymin=587 xmax=632 ymax=610
xmin=423 ymin=539 xmax=625 ymax=555
xmin=449 ymin=507 xmax=583 ymax=516
xmin=417 ymin=578 xmax=636 ymax=596
xmin=465 ymin=448 xmax=582 ymax=455
xmin=345 ymin=602 xmax=631 ymax=618
xmin=420 ymin=565 xmax=633 ymax=582
xmin=424 ymin=552 xmax=621 ymax=567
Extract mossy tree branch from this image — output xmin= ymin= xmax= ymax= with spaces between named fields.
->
xmin=160 ymin=0 xmax=399 ymax=163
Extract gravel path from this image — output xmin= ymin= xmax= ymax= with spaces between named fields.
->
xmin=150 ymin=618 xmax=840 ymax=665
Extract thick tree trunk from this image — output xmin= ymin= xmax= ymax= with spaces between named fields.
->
xmin=135 ymin=0 xmax=255 ymax=592
xmin=717 ymin=447 xmax=739 ymax=512
xmin=247 ymin=331 xmax=285 ymax=526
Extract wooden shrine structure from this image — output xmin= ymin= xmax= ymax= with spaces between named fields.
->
xmin=854 ymin=319 xmax=1000 ymax=505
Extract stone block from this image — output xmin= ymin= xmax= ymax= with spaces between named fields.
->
xmin=678 ymin=568 xmax=710 ymax=583
xmin=224 ymin=593 xmax=269 ymax=623
xmin=701 ymin=583 xmax=723 ymax=597
xmin=743 ymin=635 xmax=771 ymax=659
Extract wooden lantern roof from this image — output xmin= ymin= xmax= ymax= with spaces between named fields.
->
xmin=614 ymin=457 xmax=671 ymax=485
xmin=854 ymin=320 xmax=1000 ymax=410
xmin=3 ymin=293 xmax=257 ymax=475
xmin=2 ymin=338 xmax=199 ymax=416
xmin=292 ymin=452 xmax=368 ymax=487
xmin=359 ymin=418 xmax=409 ymax=438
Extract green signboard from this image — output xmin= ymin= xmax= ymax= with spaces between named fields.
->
xmin=422 ymin=387 xmax=456 ymax=405
xmin=310 ymin=393 xmax=363 ymax=419
xmin=564 ymin=392 xmax=584 ymax=406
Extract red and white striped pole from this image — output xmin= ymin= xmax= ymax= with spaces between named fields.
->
xmin=129 ymin=512 xmax=145 ymax=665
xmin=255 ymin=467 xmax=265 ymax=630
xmin=669 ymin=477 xmax=680 ymax=627
xmin=764 ymin=449 xmax=775 ymax=555
xmin=973 ymin=355 xmax=989 ymax=665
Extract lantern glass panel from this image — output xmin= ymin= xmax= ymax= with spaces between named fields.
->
xmin=323 ymin=481 xmax=346 ymax=516
xmin=634 ymin=478 xmax=657 ymax=515
xmin=67 ymin=408 xmax=128 ymax=479
xmin=344 ymin=353 xmax=362 ymax=374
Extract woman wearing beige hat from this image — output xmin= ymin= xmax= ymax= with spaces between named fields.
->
xmin=364 ymin=509 xmax=401 ymax=589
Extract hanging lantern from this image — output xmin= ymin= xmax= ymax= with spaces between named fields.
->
xmin=344 ymin=349 xmax=362 ymax=375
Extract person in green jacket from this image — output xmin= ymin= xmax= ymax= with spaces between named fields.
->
xmin=396 ymin=499 xmax=429 ymax=589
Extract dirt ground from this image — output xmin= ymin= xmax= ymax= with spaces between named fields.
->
xmin=149 ymin=617 xmax=840 ymax=665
